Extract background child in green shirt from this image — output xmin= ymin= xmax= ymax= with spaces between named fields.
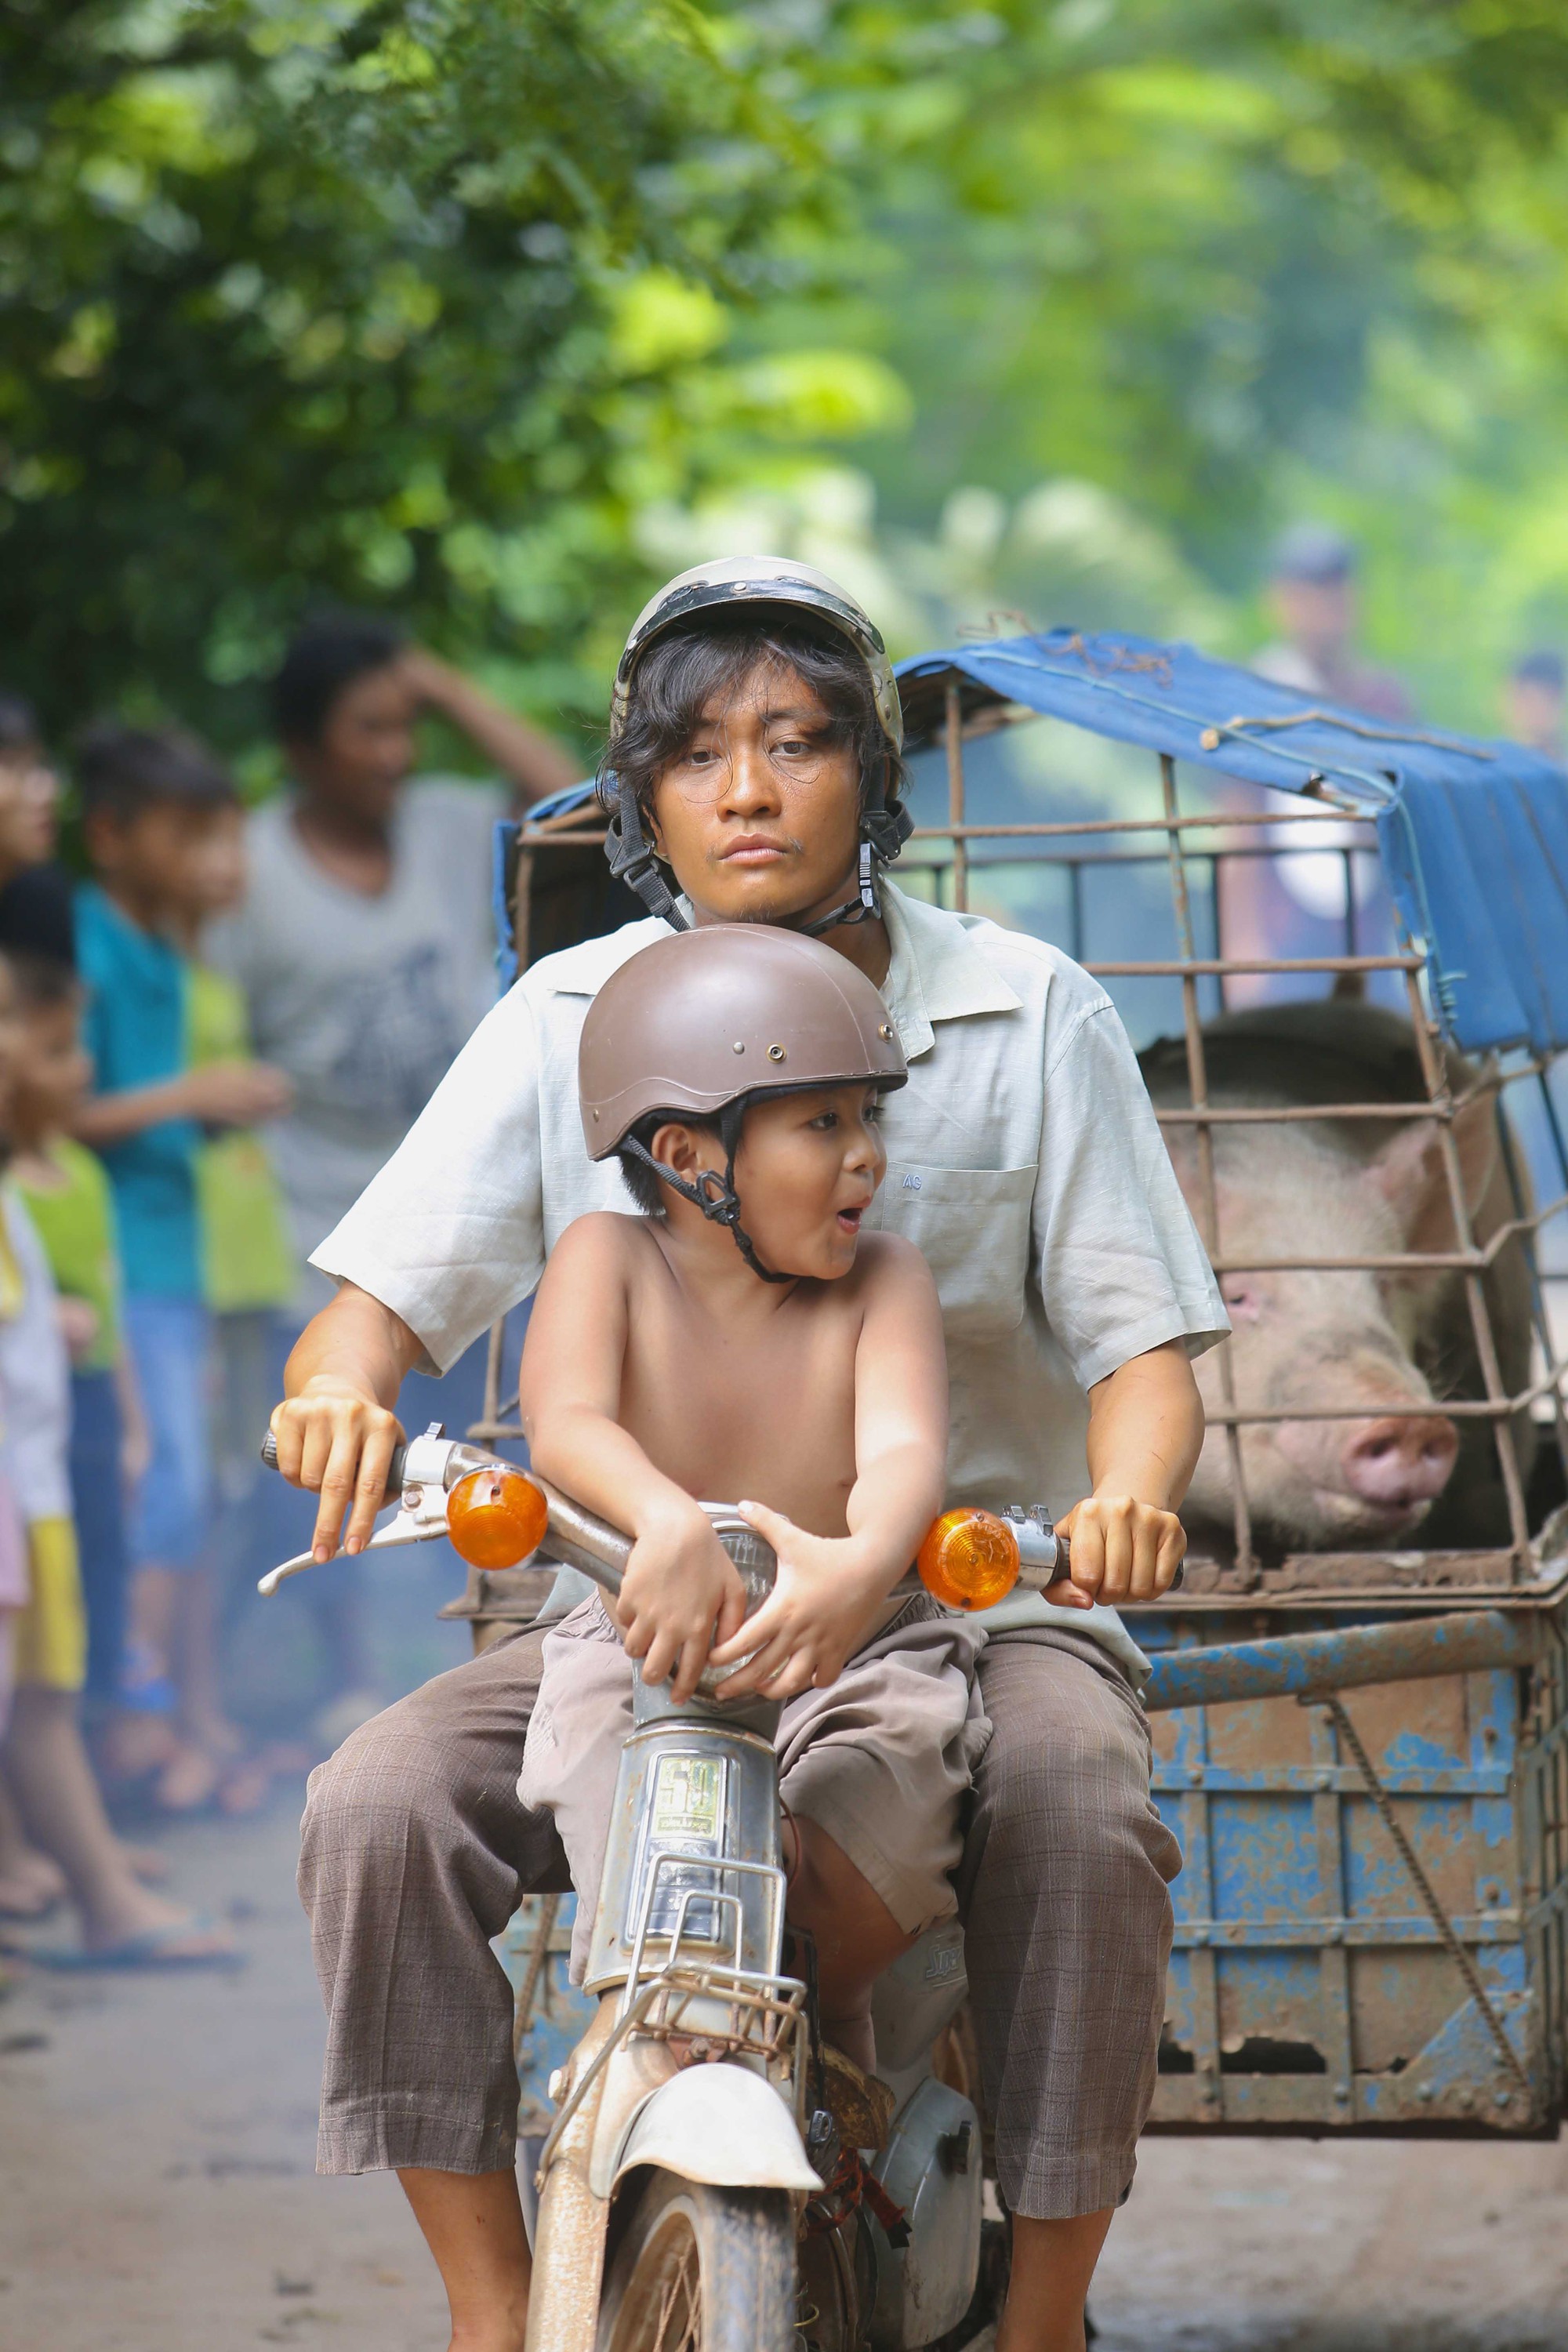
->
xmin=7 ymin=952 xmax=145 ymax=1715
xmin=71 ymin=725 xmax=292 ymax=1813
xmin=0 ymin=949 xmax=233 ymax=1962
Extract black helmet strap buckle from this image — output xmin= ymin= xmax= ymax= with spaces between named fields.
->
xmin=622 ymin=1098 xmax=793 ymax=1285
xmin=803 ymin=837 xmax=880 ymax=936
xmin=801 ymin=757 xmax=913 ymax=938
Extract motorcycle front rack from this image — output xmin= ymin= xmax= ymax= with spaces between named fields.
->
xmin=621 ymin=1850 xmax=789 ymax=2020
xmin=537 ymin=1889 xmax=807 ymax=2190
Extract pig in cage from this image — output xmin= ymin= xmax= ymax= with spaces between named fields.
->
xmin=892 ymin=637 xmax=1568 ymax=1605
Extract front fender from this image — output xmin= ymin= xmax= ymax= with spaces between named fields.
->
xmin=594 ymin=2063 xmax=822 ymax=2198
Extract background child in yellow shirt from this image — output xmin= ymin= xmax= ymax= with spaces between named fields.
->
xmin=0 ymin=951 xmax=234 ymax=1962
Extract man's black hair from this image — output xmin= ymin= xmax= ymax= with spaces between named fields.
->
xmin=3 ymin=948 xmax=80 ymax=1011
xmin=75 ymin=721 xmax=238 ymax=823
xmin=272 ymin=610 xmax=408 ymax=744
xmin=0 ymin=693 xmax=40 ymax=754
xmin=615 ymin=1107 xmax=724 ymax=1216
xmin=597 ymin=608 xmax=904 ymax=840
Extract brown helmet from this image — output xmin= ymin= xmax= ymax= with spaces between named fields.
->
xmin=579 ymin=926 xmax=906 ymax=1281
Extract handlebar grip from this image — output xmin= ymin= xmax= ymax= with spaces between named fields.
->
xmin=260 ymin=1430 xmax=410 ymax=1499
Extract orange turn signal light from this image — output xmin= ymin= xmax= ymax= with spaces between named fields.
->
xmin=916 ymin=1508 xmax=1020 ymax=1613
xmin=448 ymin=1468 xmax=550 ymax=1570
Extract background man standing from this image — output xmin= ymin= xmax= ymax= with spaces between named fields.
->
xmin=1252 ymin=522 xmax=1413 ymax=721
xmin=210 ymin=614 xmax=577 ymax=1727
xmin=1503 ymin=648 xmax=1566 ymax=760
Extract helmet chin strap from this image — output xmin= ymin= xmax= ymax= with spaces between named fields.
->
xmin=604 ymin=771 xmax=690 ymax=931
xmin=622 ymin=1099 xmax=794 ymax=1284
xmin=604 ymin=761 xmax=912 ymax=941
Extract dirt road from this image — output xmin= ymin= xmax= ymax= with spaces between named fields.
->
xmin=2 ymin=1796 xmax=1566 ymax=2350
xmin=0 ymin=1798 xmax=448 ymax=2352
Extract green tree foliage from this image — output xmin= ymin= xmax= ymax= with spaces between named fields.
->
xmin=9 ymin=0 xmax=1568 ymax=747
xmin=720 ymin=1 xmax=1568 ymax=720
xmin=0 ymin=0 xmax=849 ymax=745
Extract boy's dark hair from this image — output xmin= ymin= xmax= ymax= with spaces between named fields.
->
xmin=272 ymin=610 xmax=408 ymax=744
xmin=75 ymin=721 xmax=238 ymax=823
xmin=615 ymin=1107 xmax=723 ymax=1217
xmin=3 ymin=949 xmax=80 ymax=1012
xmin=0 ymin=692 xmax=40 ymax=754
xmin=597 ymin=609 xmax=905 ymax=837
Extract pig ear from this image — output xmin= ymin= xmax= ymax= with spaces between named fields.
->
xmin=1366 ymin=1095 xmax=1498 ymax=1234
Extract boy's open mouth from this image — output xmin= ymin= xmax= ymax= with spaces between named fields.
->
xmin=837 ymin=1206 xmax=864 ymax=1235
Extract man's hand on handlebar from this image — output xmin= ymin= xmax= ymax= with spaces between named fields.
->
xmin=269 ymin=1377 xmax=407 ymax=1563
xmin=1054 ymin=1493 xmax=1186 ymax=1606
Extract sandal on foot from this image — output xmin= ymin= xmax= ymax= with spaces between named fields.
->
xmin=0 ymin=1864 xmax=66 ymax=1922
xmin=32 ymin=1913 xmax=245 ymax=1972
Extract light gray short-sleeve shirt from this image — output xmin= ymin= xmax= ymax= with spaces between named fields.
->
xmin=312 ymin=884 xmax=1227 ymax=1668
xmin=209 ymin=779 xmax=505 ymax=1297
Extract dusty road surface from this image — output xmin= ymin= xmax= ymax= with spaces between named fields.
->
xmin=0 ymin=1796 xmax=448 ymax=2352
xmin=2 ymin=1795 xmax=1567 ymax=2350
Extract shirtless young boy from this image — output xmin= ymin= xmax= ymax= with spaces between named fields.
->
xmin=517 ymin=920 xmax=990 ymax=2069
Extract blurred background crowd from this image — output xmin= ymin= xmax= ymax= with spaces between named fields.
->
xmin=6 ymin=0 xmax=1568 ymax=1970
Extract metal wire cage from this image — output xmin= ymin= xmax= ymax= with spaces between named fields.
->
xmin=895 ymin=679 xmax=1567 ymax=1602
xmin=887 ymin=639 xmax=1568 ymax=2134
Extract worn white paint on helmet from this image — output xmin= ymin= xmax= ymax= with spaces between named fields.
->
xmin=611 ymin=555 xmax=903 ymax=752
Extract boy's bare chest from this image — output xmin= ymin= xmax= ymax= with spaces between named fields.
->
xmin=618 ymin=1287 xmax=860 ymax=1536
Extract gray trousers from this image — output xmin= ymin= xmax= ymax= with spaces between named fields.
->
xmin=297 ymin=1622 xmax=1180 ymax=2220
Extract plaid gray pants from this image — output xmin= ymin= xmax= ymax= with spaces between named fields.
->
xmin=297 ymin=1621 xmax=1179 ymax=2219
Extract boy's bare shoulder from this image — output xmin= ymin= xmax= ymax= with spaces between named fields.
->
xmin=547 ymin=1210 xmax=660 ymax=1274
xmin=849 ymin=1229 xmax=938 ymax=1299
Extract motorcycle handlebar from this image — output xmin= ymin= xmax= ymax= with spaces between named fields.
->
xmin=256 ymin=1430 xmax=1180 ymax=1607
xmin=260 ymin=1427 xmax=410 ymax=1500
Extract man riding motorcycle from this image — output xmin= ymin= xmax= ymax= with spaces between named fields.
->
xmin=274 ymin=558 xmax=1225 ymax=2352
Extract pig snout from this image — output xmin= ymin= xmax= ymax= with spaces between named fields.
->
xmin=1272 ymin=1403 xmax=1460 ymax=1535
xmin=1341 ymin=1415 xmax=1459 ymax=1512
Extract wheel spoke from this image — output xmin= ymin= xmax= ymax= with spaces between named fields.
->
xmin=601 ymin=2176 xmax=790 ymax=2352
xmin=652 ymin=2231 xmax=702 ymax=2350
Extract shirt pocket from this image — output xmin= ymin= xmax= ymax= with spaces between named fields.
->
xmin=872 ymin=1162 xmax=1039 ymax=1341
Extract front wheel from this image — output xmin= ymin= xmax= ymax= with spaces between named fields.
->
xmin=596 ymin=2167 xmax=795 ymax=2352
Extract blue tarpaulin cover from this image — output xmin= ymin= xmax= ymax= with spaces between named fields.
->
xmin=896 ymin=630 xmax=1568 ymax=1059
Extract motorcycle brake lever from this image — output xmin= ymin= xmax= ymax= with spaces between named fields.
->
xmin=254 ymin=1425 xmax=477 ymax=1598
xmin=254 ymin=1429 xmax=641 ymax=1605
xmin=256 ymin=1480 xmax=455 ymax=1598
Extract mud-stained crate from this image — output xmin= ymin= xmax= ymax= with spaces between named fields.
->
xmin=1138 ymin=1597 xmax=1568 ymax=2132
xmin=488 ymin=626 xmax=1568 ymax=2141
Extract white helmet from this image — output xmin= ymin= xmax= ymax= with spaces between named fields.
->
xmin=604 ymin=556 xmax=910 ymax=934
xmin=611 ymin=556 xmax=903 ymax=751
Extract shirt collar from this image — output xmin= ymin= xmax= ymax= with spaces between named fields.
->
xmin=536 ymin=884 xmax=1024 ymax=1059
xmin=536 ymin=913 xmax=674 ymax=996
xmin=880 ymin=884 xmax=1022 ymax=1060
